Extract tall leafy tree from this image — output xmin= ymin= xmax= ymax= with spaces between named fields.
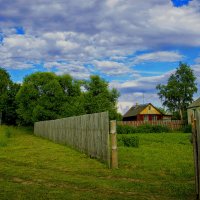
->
xmin=0 ymin=68 xmax=20 ymax=124
xmin=84 ymin=75 xmax=120 ymax=119
xmin=156 ymin=63 xmax=197 ymax=120
xmin=58 ymin=74 xmax=85 ymax=117
xmin=16 ymin=72 xmax=66 ymax=125
xmin=16 ymin=72 xmax=86 ymax=125
xmin=0 ymin=68 xmax=11 ymax=113
xmin=3 ymin=82 xmax=21 ymax=125
xmin=16 ymin=73 xmax=121 ymax=125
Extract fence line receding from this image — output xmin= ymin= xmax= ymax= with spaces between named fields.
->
xmin=118 ymin=120 xmax=186 ymax=131
xmin=34 ymin=112 xmax=110 ymax=167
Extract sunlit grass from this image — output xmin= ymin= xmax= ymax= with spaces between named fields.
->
xmin=0 ymin=126 xmax=195 ymax=200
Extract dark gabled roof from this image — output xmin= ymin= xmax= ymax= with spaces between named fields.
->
xmin=188 ymin=97 xmax=200 ymax=109
xmin=123 ymin=103 xmax=149 ymax=118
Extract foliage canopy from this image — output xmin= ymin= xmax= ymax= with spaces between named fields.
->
xmin=16 ymin=73 xmax=120 ymax=125
xmin=0 ymin=68 xmax=20 ymax=124
xmin=156 ymin=63 xmax=197 ymax=120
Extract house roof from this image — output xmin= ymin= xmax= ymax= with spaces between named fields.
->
xmin=123 ymin=103 xmax=157 ymax=118
xmin=188 ymin=97 xmax=200 ymax=109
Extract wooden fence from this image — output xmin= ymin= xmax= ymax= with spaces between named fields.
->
xmin=191 ymin=109 xmax=200 ymax=199
xmin=118 ymin=120 xmax=186 ymax=131
xmin=34 ymin=112 xmax=110 ymax=167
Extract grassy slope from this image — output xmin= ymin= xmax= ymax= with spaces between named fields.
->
xmin=0 ymin=126 xmax=195 ymax=200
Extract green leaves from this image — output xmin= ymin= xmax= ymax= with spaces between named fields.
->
xmin=0 ymin=68 xmax=11 ymax=112
xmin=16 ymin=73 xmax=120 ymax=125
xmin=0 ymin=68 xmax=20 ymax=125
xmin=84 ymin=75 xmax=120 ymax=119
xmin=156 ymin=62 xmax=197 ymax=120
xmin=16 ymin=72 xmax=67 ymax=124
xmin=0 ymin=70 xmax=120 ymax=125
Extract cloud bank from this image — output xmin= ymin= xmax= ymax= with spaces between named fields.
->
xmin=0 ymin=0 xmax=200 ymax=113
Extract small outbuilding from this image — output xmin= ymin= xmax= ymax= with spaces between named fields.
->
xmin=187 ymin=97 xmax=200 ymax=124
xmin=123 ymin=103 xmax=171 ymax=121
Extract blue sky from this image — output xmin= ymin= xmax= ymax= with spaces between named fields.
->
xmin=0 ymin=0 xmax=200 ymax=114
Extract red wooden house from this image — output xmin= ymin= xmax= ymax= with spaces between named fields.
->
xmin=123 ymin=103 xmax=171 ymax=121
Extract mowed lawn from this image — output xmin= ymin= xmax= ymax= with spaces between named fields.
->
xmin=0 ymin=126 xmax=195 ymax=200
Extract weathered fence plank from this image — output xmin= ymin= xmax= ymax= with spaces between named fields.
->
xmin=34 ymin=112 xmax=110 ymax=167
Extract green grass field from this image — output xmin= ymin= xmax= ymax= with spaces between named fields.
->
xmin=0 ymin=126 xmax=195 ymax=200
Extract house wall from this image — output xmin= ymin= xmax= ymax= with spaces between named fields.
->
xmin=137 ymin=115 xmax=143 ymax=121
xmin=157 ymin=115 xmax=163 ymax=120
xmin=138 ymin=114 xmax=162 ymax=121
xmin=140 ymin=105 xmax=161 ymax=115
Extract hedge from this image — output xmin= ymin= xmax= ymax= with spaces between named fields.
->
xmin=117 ymin=124 xmax=170 ymax=134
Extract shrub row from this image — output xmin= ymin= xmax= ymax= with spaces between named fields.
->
xmin=182 ymin=124 xmax=192 ymax=133
xmin=117 ymin=124 xmax=170 ymax=134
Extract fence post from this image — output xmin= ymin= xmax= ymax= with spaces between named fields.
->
xmin=192 ymin=110 xmax=200 ymax=200
xmin=110 ymin=120 xmax=118 ymax=169
xmin=192 ymin=114 xmax=198 ymax=199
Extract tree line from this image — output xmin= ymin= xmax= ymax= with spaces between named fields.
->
xmin=0 ymin=69 xmax=121 ymax=126
xmin=0 ymin=62 xmax=198 ymax=125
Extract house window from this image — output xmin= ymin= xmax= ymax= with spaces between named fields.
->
xmin=149 ymin=105 xmax=151 ymax=110
xmin=144 ymin=115 xmax=148 ymax=121
xmin=152 ymin=115 xmax=157 ymax=121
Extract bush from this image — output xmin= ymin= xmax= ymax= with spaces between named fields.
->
xmin=121 ymin=136 xmax=139 ymax=147
xmin=137 ymin=124 xmax=170 ymax=133
xmin=117 ymin=125 xmax=137 ymax=134
xmin=117 ymin=124 xmax=170 ymax=134
xmin=182 ymin=124 xmax=192 ymax=133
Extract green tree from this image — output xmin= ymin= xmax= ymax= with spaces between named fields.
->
xmin=58 ymin=74 xmax=85 ymax=117
xmin=0 ymin=68 xmax=20 ymax=125
xmin=16 ymin=73 xmax=121 ymax=125
xmin=157 ymin=107 xmax=167 ymax=115
xmin=16 ymin=72 xmax=86 ymax=125
xmin=84 ymin=75 xmax=120 ymax=119
xmin=3 ymin=82 xmax=21 ymax=125
xmin=156 ymin=63 xmax=197 ymax=120
xmin=0 ymin=68 xmax=11 ymax=113
xmin=16 ymin=72 xmax=66 ymax=125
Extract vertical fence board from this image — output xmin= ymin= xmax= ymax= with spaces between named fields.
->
xmin=34 ymin=112 xmax=110 ymax=166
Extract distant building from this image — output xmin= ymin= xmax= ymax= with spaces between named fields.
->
xmin=123 ymin=103 xmax=172 ymax=121
xmin=187 ymin=97 xmax=200 ymax=124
